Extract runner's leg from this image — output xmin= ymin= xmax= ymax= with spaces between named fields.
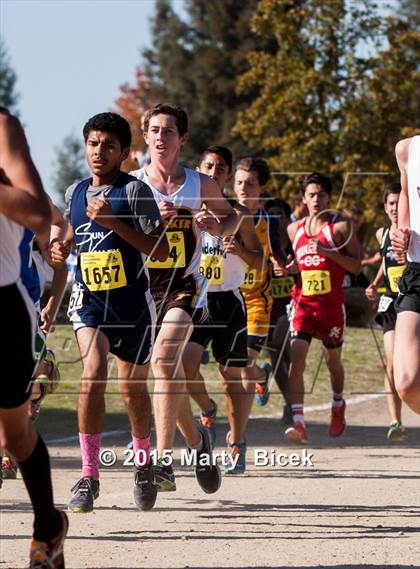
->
xmin=394 ymin=311 xmax=420 ymax=413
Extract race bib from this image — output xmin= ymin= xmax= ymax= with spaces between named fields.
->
xmin=271 ymin=276 xmax=294 ymax=299
xmin=378 ymin=295 xmax=393 ymax=313
xmin=242 ymin=267 xmax=257 ymax=289
xmin=68 ymin=284 xmax=84 ymax=312
xmin=80 ymin=250 xmax=127 ymax=292
xmin=387 ymin=265 xmax=406 ymax=294
xmin=302 ymin=270 xmax=331 ymax=296
xmin=199 ymin=255 xmax=224 ymax=285
xmin=147 ymin=231 xmax=186 ymax=269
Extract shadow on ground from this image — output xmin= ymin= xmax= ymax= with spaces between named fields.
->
xmin=38 ymin=409 xmax=420 ymax=451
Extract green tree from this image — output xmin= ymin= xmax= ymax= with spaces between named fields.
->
xmin=233 ymin=0 xmax=419 ymax=231
xmin=52 ymin=133 xmax=88 ymax=206
xmin=0 ymin=38 xmax=19 ymax=114
xmin=123 ymin=0 xmax=276 ymax=163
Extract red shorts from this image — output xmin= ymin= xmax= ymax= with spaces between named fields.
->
xmin=289 ymin=300 xmax=345 ymax=348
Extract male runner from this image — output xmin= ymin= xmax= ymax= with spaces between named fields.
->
xmin=63 ymin=112 xmax=168 ymax=513
xmin=130 ymin=104 xmax=239 ymax=491
xmin=264 ymin=198 xmax=294 ymax=425
xmin=391 ymin=135 xmax=420 ymax=414
xmin=234 ymin=158 xmax=285 ymax=406
xmin=365 ymin=182 xmax=408 ymax=440
xmin=0 ymin=108 xmax=68 ymax=568
xmin=285 ymin=172 xmax=361 ymax=444
xmin=183 ymin=146 xmax=263 ymax=473
xmin=2 ymin=207 xmax=67 ymax=480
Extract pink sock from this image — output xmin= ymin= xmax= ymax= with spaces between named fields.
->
xmin=132 ymin=433 xmax=151 ymax=468
xmin=79 ymin=433 xmax=101 ymax=479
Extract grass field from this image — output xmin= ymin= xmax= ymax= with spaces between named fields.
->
xmin=37 ymin=324 xmax=388 ymax=440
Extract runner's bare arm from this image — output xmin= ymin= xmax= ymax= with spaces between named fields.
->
xmin=326 ymin=220 xmax=362 ymax=274
xmin=365 ymin=263 xmax=384 ymax=301
xmin=40 ymin=262 xmax=68 ymax=333
xmin=226 ymin=205 xmax=263 ymax=270
xmin=200 ymin=174 xmax=240 ymax=236
xmin=36 ymin=202 xmax=69 ymax=267
xmin=0 ymin=113 xmax=51 ymax=231
xmin=391 ymin=138 xmax=411 ymax=257
xmin=287 ymin=220 xmax=299 ymax=244
xmin=88 ymin=195 xmax=169 ymax=260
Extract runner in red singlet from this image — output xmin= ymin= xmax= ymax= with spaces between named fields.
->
xmin=285 ymin=172 xmax=361 ymax=444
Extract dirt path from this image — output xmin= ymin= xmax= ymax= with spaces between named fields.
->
xmin=1 ymin=398 xmax=419 ymax=569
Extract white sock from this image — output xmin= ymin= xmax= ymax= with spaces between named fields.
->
xmin=291 ymin=404 xmax=304 ymax=426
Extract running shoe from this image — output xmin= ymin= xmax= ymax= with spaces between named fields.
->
xmin=68 ymin=476 xmax=99 ymax=513
xmin=194 ymin=425 xmax=221 ymax=494
xmin=200 ymin=399 xmax=218 ymax=448
xmin=280 ymin=403 xmax=294 ymax=427
xmin=285 ymin=422 xmax=308 ymax=444
xmin=224 ymin=432 xmax=247 ymax=475
xmin=387 ymin=421 xmax=408 ymax=441
xmin=329 ymin=400 xmax=346 ymax=438
xmin=2 ymin=455 xmax=18 ymax=479
xmin=255 ymin=362 xmax=271 ymax=406
xmin=133 ymin=463 xmax=157 ymax=510
xmin=154 ymin=459 xmax=176 ymax=492
xmin=38 ymin=349 xmax=61 ymax=394
xmin=30 ymin=382 xmax=48 ymax=422
xmin=29 ymin=510 xmax=68 ymax=568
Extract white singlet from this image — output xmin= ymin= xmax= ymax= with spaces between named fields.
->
xmin=130 ymin=166 xmax=207 ymax=305
xmin=200 ymin=232 xmax=246 ymax=292
xmin=0 ymin=214 xmax=23 ymax=286
xmin=407 ymin=135 xmax=420 ymax=263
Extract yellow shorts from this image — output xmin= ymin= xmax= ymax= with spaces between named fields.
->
xmin=244 ymin=291 xmax=273 ymax=337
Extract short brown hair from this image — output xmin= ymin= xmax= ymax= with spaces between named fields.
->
xmin=235 ymin=157 xmax=271 ymax=186
xmin=142 ymin=103 xmax=188 ymax=136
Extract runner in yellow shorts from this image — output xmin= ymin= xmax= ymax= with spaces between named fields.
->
xmin=234 ymin=158 xmax=285 ymax=405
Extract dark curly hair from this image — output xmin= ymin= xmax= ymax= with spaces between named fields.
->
xmin=83 ymin=112 xmax=132 ymax=149
xmin=301 ymin=172 xmax=332 ymax=195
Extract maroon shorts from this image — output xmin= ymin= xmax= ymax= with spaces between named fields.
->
xmin=152 ymin=274 xmax=208 ymax=326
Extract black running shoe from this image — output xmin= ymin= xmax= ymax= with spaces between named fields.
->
xmin=68 ymin=476 xmax=99 ymax=513
xmin=134 ymin=463 xmax=157 ymax=510
xmin=154 ymin=459 xmax=176 ymax=492
xmin=194 ymin=425 xmax=221 ymax=494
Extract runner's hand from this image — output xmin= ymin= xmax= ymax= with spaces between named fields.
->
xmin=390 ymin=227 xmax=410 ymax=264
xmin=365 ymin=283 xmax=378 ymax=302
xmin=40 ymin=303 xmax=55 ymax=333
xmin=87 ymin=193 xmax=114 ymax=228
xmin=195 ymin=206 xmax=219 ymax=235
xmin=285 ymin=254 xmax=298 ymax=275
xmin=272 ymin=258 xmax=286 ymax=276
xmin=158 ymin=201 xmax=177 ymax=220
xmin=222 ymin=235 xmax=242 ymax=256
xmin=50 ymin=239 xmax=71 ymax=266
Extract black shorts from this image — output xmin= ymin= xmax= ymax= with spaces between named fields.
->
xmin=152 ymin=274 xmax=208 ymax=326
xmin=395 ymin=263 xmax=420 ymax=315
xmin=247 ymin=334 xmax=267 ymax=353
xmin=1 ymin=283 xmax=36 ymax=408
xmin=190 ymin=290 xmax=248 ymax=367
xmin=68 ymin=282 xmax=156 ymax=365
xmin=375 ymin=301 xmax=397 ymax=333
